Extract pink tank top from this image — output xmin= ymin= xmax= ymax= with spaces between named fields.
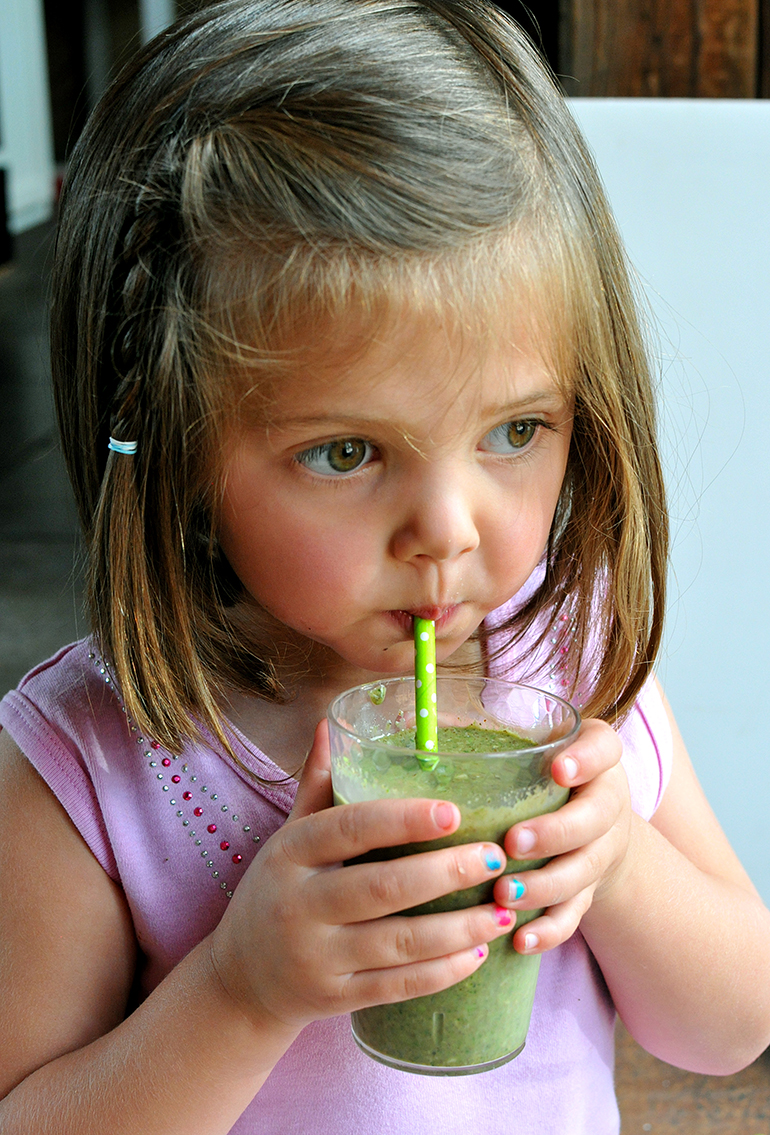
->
xmin=0 ymin=629 xmax=671 ymax=1135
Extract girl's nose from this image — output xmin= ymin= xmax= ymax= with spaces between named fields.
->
xmin=390 ymin=468 xmax=481 ymax=565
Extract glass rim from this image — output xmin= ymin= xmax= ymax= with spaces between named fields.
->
xmin=327 ymin=675 xmax=581 ymax=760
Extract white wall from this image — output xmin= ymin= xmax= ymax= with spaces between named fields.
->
xmin=84 ymin=0 xmax=178 ymax=119
xmin=0 ymin=0 xmax=55 ymax=233
xmin=0 ymin=0 xmax=176 ymax=232
xmin=570 ymin=99 xmax=770 ymax=905
xmin=138 ymin=0 xmax=176 ymax=43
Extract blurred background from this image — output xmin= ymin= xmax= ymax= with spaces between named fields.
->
xmin=1 ymin=2 xmax=769 ymax=1128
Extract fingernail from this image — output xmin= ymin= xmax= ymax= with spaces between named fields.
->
xmin=484 ymin=849 xmax=503 ymax=871
xmin=494 ymin=905 xmax=513 ymax=927
xmin=523 ymin=933 xmax=539 ymax=952
xmin=508 ymin=878 xmax=526 ymax=902
xmin=433 ymin=802 xmax=458 ymax=830
xmin=475 ymin=944 xmax=488 ymax=960
xmin=562 ymin=756 xmax=579 ymax=781
xmin=515 ymin=828 xmax=536 ymax=855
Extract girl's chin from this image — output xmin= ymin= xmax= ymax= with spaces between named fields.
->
xmin=333 ymin=631 xmax=480 ymax=681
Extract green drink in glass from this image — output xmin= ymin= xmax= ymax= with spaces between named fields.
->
xmin=328 ymin=676 xmax=580 ymax=1076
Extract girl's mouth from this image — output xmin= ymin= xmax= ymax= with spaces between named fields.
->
xmin=386 ymin=605 xmax=460 ymax=637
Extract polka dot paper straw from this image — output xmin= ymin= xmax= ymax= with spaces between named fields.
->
xmin=414 ymin=617 xmax=439 ymax=769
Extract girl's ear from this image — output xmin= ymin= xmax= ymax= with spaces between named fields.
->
xmin=287 ymin=720 xmax=333 ymax=821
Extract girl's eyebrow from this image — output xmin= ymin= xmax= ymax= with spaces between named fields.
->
xmin=485 ymin=391 xmax=569 ymax=415
xmin=270 ymin=391 xmax=568 ymax=432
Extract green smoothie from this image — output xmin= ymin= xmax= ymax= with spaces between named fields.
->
xmin=333 ymin=724 xmax=569 ymax=1074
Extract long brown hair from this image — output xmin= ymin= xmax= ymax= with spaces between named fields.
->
xmin=51 ymin=0 xmax=667 ymax=755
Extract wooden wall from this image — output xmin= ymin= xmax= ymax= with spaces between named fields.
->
xmin=496 ymin=0 xmax=769 ymax=97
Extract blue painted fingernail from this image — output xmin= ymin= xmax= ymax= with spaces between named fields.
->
xmin=509 ymin=878 xmax=526 ymax=901
xmin=484 ymin=851 xmax=503 ymax=871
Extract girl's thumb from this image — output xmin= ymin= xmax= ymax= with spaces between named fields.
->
xmin=288 ymin=719 xmax=333 ymax=821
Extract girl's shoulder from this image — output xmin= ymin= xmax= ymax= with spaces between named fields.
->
xmin=0 ymin=637 xmax=134 ymax=784
xmin=2 ymin=637 xmax=121 ymax=727
xmin=0 ymin=638 xmax=128 ymax=880
xmin=0 ymin=640 xmax=300 ymax=992
xmin=615 ymin=675 xmax=674 ymax=821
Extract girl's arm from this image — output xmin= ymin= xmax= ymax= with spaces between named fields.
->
xmin=492 ymin=684 xmax=770 ymax=1074
xmin=0 ymin=725 xmax=512 ymax=1134
xmin=0 ymin=731 xmax=295 ymax=1134
xmin=579 ymin=688 xmax=770 ymax=1073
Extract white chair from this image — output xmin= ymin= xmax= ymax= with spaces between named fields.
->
xmin=571 ymin=98 xmax=770 ymax=903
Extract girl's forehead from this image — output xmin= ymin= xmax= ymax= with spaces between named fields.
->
xmin=255 ymin=302 xmax=568 ymax=422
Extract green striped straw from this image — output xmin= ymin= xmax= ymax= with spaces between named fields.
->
xmin=414 ymin=617 xmax=439 ymax=770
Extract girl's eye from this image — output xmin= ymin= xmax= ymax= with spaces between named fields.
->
xmin=295 ymin=438 xmax=375 ymax=476
xmin=479 ymin=420 xmax=539 ymax=454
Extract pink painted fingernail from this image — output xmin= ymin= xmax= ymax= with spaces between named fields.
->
xmin=562 ymin=756 xmax=579 ymax=781
xmin=494 ymin=905 xmax=513 ymax=927
xmin=476 ymin=945 xmax=488 ymax=959
xmin=516 ymin=828 xmax=536 ymax=855
xmin=433 ymin=802 xmax=458 ymax=830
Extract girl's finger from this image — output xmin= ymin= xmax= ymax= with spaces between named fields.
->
xmin=344 ymin=943 xmax=490 ymax=1010
xmin=549 ymin=718 xmax=622 ymax=788
xmin=493 ymin=841 xmax=607 ymax=912
xmin=338 ymin=903 xmax=513 ymax=972
xmin=504 ymin=764 xmax=629 ymax=861
xmin=510 ymin=889 xmax=596 ymax=955
xmin=282 ymin=794 xmax=463 ymax=868
xmin=287 ymin=720 xmax=333 ymax=822
xmin=310 ymin=841 xmax=507 ymax=923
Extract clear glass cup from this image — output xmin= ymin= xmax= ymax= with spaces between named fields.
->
xmin=327 ymin=675 xmax=580 ymax=1076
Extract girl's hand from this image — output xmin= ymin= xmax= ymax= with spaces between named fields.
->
xmin=493 ymin=719 xmax=630 ymax=955
xmin=209 ymin=722 xmax=512 ymax=1035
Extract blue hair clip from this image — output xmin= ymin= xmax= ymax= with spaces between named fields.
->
xmin=108 ymin=437 xmax=138 ymax=455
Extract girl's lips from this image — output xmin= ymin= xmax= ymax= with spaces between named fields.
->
xmin=387 ymin=605 xmax=460 ymax=636
xmin=408 ymin=606 xmax=444 ymax=621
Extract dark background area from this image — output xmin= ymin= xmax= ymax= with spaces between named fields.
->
xmin=31 ymin=0 xmax=770 ymax=173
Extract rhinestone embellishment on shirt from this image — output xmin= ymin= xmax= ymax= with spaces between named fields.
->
xmin=89 ymin=650 xmax=261 ymax=899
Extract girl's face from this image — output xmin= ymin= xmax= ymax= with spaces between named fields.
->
xmin=218 ymin=309 xmax=573 ymax=683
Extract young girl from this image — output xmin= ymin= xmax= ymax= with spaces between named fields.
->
xmin=1 ymin=2 xmax=768 ymax=1132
